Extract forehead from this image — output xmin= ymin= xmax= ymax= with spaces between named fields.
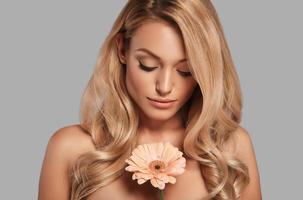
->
xmin=129 ymin=21 xmax=187 ymax=65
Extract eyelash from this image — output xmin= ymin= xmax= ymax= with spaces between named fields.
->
xmin=138 ymin=62 xmax=192 ymax=77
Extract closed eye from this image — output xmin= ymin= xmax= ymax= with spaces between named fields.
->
xmin=138 ymin=61 xmax=192 ymax=77
xmin=177 ymin=70 xmax=192 ymax=77
xmin=138 ymin=62 xmax=157 ymax=72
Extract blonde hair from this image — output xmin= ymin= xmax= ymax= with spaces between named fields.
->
xmin=70 ymin=0 xmax=250 ymax=199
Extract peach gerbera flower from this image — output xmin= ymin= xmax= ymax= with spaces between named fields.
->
xmin=125 ymin=141 xmax=186 ymax=190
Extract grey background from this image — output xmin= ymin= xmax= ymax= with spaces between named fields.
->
xmin=1 ymin=1 xmax=302 ymax=199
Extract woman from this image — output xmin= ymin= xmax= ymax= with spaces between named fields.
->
xmin=38 ymin=0 xmax=262 ymax=199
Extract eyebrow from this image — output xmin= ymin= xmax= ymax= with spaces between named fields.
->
xmin=135 ymin=48 xmax=187 ymax=64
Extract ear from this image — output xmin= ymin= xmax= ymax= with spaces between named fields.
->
xmin=115 ymin=33 xmax=127 ymax=64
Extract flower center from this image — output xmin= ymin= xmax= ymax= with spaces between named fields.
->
xmin=149 ymin=160 xmax=165 ymax=173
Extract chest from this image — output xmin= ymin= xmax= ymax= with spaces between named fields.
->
xmin=87 ymin=160 xmax=209 ymax=200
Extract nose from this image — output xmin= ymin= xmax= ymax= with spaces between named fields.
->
xmin=155 ymin=68 xmax=173 ymax=96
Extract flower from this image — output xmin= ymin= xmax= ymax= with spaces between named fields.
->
xmin=124 ymin=141 xmax=186 ymax=191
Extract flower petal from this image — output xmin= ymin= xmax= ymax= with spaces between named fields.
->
xmin=150 ymin=178 xmax=159 ymax=188
xmin=156 ymin=178 xmax=165 ymax=190
xmin=156 ymin=142 xmax=164 ymax=158
xmin=162 ymin=143 xmax=179 ymax=163
xmin=166 ymin=157 xmax=186 ymax=176
xmin=133 ymin=148 xmax=150 ymax=164
xmin=125 ymin=165 xmax=138 ymax=172
xmin=167 ymin=176 xmax=176 ymax=184
xmin=138 ymin=178 xmax=147 ymax=185
xmin=126 ymin=142 xmax=187 ymax=190
xmin=125 ymin=159 xmax=138 ymax=167
xmin=167 ymin=166 xmax=185 ymax=176
xmin=130 ymin=154 xmax=148 ymax=168
xmin=134 ymin=172 xmax=154 ymax=180
xmin=138 ymin=145 xmax=152 ymax=162
xmin=132 ymin=173 xmax=137 ymax=180
xmin=171 ymin=151 xmax=184 ymax=162
xmin=124 ymin=165 xmax=149 ymax=173
xmin=148 ymin=143 xmax=158 ymax=160
xmin=168 ymin=150 xmax=183 ymax=163
xmin=160 ymin=142 xmax=171 ymax=160
xmin=157 ymin=173 xmax=169 ymax=183
xmin=144 ymin=144 xmax=156 ymax=161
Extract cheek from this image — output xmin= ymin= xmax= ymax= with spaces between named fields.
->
xmin=125 ymin=65 xmax=151 ymax=98
xmin=178 ymin=80 xmax=197 ymax=101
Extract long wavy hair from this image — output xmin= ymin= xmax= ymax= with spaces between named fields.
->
xmin=70 ymin=0 xmax=250 ymax=199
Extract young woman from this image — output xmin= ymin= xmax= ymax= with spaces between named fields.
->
xmin=38 ymin=0 xmax=262 ymax=199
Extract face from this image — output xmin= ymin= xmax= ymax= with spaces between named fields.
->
xmin=117 ymin=21 xmax=197 ymax=122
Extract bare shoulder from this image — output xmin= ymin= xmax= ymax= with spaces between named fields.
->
xmin=230 ymin=126 xmax=258 ymax=164
xmin=225 ymin=126 xmax=262 ymax=200
xmin=38 ymin=124 xmax=96 ymax=200
xmin=48 ymin=124 xmax=96 ymax=168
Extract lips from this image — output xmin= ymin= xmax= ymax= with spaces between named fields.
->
xmin=147 ymin=97 xmax=176 ymax=109
xmin=147 ymin=97 xmax=176 ymax=103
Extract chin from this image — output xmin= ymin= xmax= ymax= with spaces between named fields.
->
xmin=143 ymin=109 xmax=178 ymax=121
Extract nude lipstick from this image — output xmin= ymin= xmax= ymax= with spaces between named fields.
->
xmin=147 ymin=97 xmax=176 ymax=109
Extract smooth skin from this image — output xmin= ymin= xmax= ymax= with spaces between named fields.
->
xmin=38 ymin=21 xmax=262 ymax=200
xmin=38 ymin=125 xmax=262 ymax=200
xmin=117 ymin=20 xmax=198 ymax=150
